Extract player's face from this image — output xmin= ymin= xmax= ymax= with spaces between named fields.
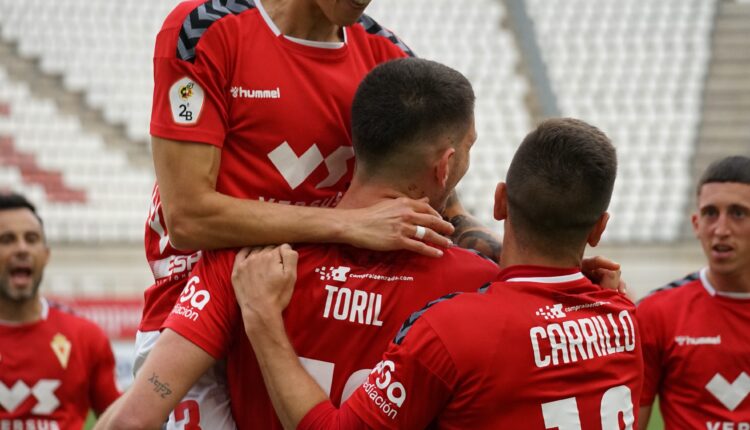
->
xmin=0 ymin=209 xmax=49 ymax=303
xmin=692 ymin=182 xmax=750 ymax=278
xmin=314 ymin=0 xmax=371 ymax=26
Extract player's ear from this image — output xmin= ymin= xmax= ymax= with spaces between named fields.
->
xmin=435 ymin=146 xmax=456 ymax=188
xmin=587 ymin=212 xmax=610 ymax=247
xmin=494 ymin=182 xmax=508 ymax=221
xmin=691 ymin=212 xmax=700 ymax=238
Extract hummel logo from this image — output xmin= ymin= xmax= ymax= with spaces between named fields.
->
xmin=231 ymin=86 xmax=281 ymax=99
xmin=674 ymin=335 xmax=721 ymax=346
xmin=705 ymin=372 xmax=750 ymax=411
xmin=268 ymin=142 xmax=354 ymax=190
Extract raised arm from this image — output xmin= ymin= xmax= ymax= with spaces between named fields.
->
xmin=153 ymin=137 xmax=453 ymax=257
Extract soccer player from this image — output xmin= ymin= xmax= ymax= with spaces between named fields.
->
xmin=100 ymin=57 xmax=501 ymax=430
xmin=142 ymin=1 xmax=497 ymax=425
xmin=234 ymin=118 xmax=643 ymax=429
xmin=637 ymin=156 xmax=750 ymax=429
xmin=0 ymin=192 xmax=120 ymax=429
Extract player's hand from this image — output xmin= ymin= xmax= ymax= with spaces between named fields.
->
xmin=232 ymin=245 xmax=298 ymax=321
xmin=581 ymin=256 xmax=631 ymax=298
xmin=341 ymin=197 xmax=454 ymax=258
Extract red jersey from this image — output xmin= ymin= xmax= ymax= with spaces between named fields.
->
xmin=0 ymin=299 xmax=120 ymax=430
xmin=330 ymin=266 xmax=642 ymax=430
xmin=163 ymin=244 xmax=499 ymax=429
xmin=638 ymin=268 xmax=750 ymax=429
xmin=142 ymin=0 xmax=412 ymax=330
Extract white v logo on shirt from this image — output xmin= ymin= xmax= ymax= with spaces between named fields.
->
xmin=706 ymin=372 xmax=750 ymax=411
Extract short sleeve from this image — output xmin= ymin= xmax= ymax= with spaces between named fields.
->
xmin=636 ymin=296 xmax=665 ymax=406
xmin=162 ymin=249 xmax=240 ymax=359
xmin=345 ymin=316 xmax=456 ymax=429
xmin=150 ymin=7 xmax=232 ymax=146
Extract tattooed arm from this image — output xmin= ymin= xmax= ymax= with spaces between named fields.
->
xmin=93 ymin=329 xmax=216 ymax=430
xmin=443 ymin=190 xmax=503 ymax=262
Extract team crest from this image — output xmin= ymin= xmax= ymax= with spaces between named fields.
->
xmin=50 ymin=333 xmax=72 ymax=369
xmin=169 ymin=77 xmax=204 ymax=125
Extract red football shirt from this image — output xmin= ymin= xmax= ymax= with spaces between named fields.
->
xmin=330 ymin=266 xmax=643 ymax=430
xmin=638 ymin=268 xmax=750 ymax=429
xmin=142 ymin=0 xmax=412 ymax=330
xmin=163 ymin=244 xmax=499 ymax=428
xmin=0 ymin=299 xmax=120 ymax=430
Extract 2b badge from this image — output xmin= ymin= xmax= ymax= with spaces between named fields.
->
xmin=169 ymin=77 xmax=204 ymax=125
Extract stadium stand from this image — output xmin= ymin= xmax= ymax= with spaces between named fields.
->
xmin=0 ymin=66 xmax=153 ymax=243
xmin=0 ymin=0 xmax=183 ymax=143
xmin=525 ymin=0 xmax=717 ymax=242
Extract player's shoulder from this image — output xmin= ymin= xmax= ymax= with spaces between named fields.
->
xmin=637 ymin=271 xmax=702 ymax=308
xmin=441 ymin=245 xmax=498 ymax=268
xmin=393 ymin=288 xmax=490 ymax=346
xmin=350 ymin=13 xmax=415 ymax=57
xmin=158 ymin=0 xmax=259 ymax=62
xmin=47 ymin=302 xmax=109 ymax=339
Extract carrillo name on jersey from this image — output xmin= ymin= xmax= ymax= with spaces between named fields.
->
xmin=530 ymin=310 xmax=636 ymax=368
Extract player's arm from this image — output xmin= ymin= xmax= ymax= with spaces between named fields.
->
xmin=638 ymin=405 xmax=653 ymax=430
xmin=153 ymin=136 xmax=452 ymax=258
xmin=93 ymin=329 xmax=215 ymax=430
xmin=88 ymin=325 xmax=122 ymax=417
xmin=442 ymin=190 xmax=502 ymax=262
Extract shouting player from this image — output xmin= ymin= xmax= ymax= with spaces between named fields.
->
xmin=638 ymin=156 xmax=750 ymax=429
xmin=0 ymin=192 xmax=120 ymax=429
xmin=234 ymin=118 xmax=643 ymax=429
xmin=100 ymin=57 xmax=502 ymax=430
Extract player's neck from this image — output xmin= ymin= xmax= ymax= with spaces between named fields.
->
xmin=499 ymin=231 xmax=583 ymax=270
xmin=0 ymin=295 xmax=42 ymax=323
xmin=706 ymin=268 xmax=750 ymax=294
xmin=336 ymin=178 xmax=430 ymax=210
xmin=262 ymin=0 xmax=344 ymax=42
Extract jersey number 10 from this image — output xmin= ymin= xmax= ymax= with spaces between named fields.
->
xmin=542 ymin=385 xmax=634 ymax=429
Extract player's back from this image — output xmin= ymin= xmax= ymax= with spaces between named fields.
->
xmin=227 ymin=244 xmax=499 ymax=428
xmin=422 ymin=266 xmax=642 ymax=429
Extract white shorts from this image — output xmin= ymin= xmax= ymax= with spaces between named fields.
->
xmin=134 ymin=330 xmax=237 ymax=430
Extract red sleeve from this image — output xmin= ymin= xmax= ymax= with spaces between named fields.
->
xmin=150 ymin=4 xmax=232 ymax=146
xmin=88 ymin=325 xmax=121 ymax=414
xmin=311 ymin=316 xmax=456 ymax=430
xmin=162 ymin=249 xmax=240 ymax=359
xmin=636 ymin=295 xmax=665 ymax=406
xmin=298 ymin=401 xmax=370 ymax=430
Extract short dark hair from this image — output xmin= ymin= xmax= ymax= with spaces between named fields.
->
xmin=506 ymin=118 xmax=617 ymax=254
xmin=697 ymin=156 xmax=750 ymax=194
xmin=0 ymin=192 xmax=43 ymax=226
xmin=351 ymin=58 xmax=475 ymax=175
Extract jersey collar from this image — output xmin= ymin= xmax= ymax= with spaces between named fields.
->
xmin=498 ymin=265 xmax=586 ymax=284
xmin=256 ymin=0 xmax=347 ymax=49
xmin=700 ymin=267 xmax=750 ymax=300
